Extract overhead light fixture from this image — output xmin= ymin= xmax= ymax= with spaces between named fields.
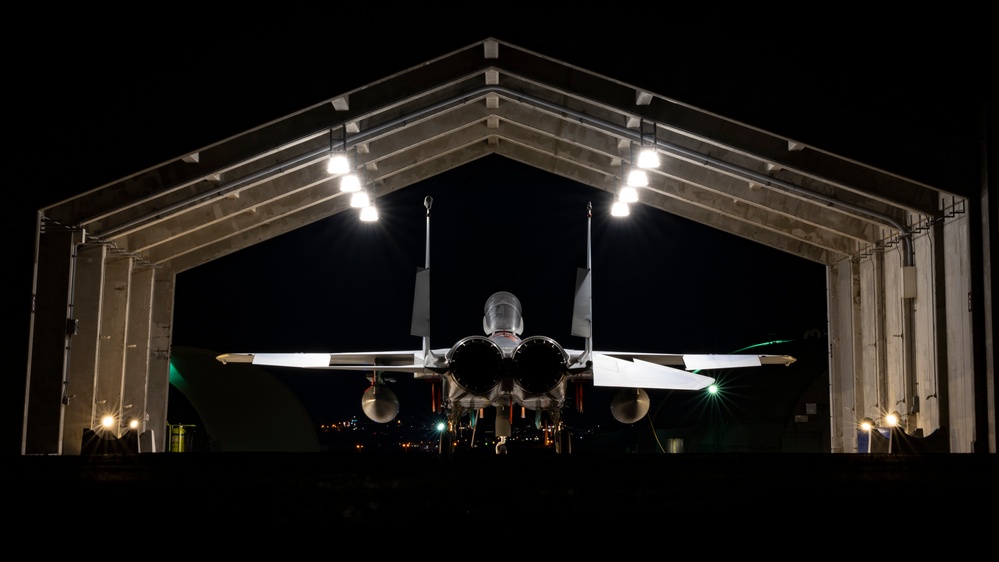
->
xmin=626 ymin=168 xmax=648 ymax=187
xmin=617 ymin=185 xmax=638 ymax=203
xmin=611 ymin=201 xmax=630 ymax=216
xmin=328 ymin=153 xmax=349 ymax=174
xmin=637 ymin=147 xmax=660 ymax=169
xmin=637 ymin=121 xmax=660 ymax=169
xmin=859 ymin=418 xmax=874 ymax=431
xmin=359 ymin=205 xmax=378 ymax=222
xmin=327 ymin=125 xmax=350 ymax=174
xmin=886 ymin=411 xmax=901 ymax=427
xmin=350 ymin=190 xmax=370 ymax=208
xmin=340 ymin=172 xmax=361 ymax=192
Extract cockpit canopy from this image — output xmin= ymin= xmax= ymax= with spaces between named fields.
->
xmin=483 ymin=291 xmax=524 ymax=335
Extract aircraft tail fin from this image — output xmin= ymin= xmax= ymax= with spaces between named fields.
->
xmin=411 ymin=267 xmax=430 ymax=337
xmin=570 ymin=201 xmax=594 ymax=361
xmin=571 ymin=267 xmax=591 ymax=338
xmin=412 ymin=196 xmax=434 ymax=361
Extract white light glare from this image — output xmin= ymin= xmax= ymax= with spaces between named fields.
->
xmin=350 ymin=191 xmax=370 ymax=208
xmin=340 ymin=173 xmax=361 ymax=192
xmin=359 ymin=205 xmax=379 ymax=222
xmin=626 ymin=169 xmax=648 ymax=187
xmin=611 ymin=201 xmax=630 ymax=216
xmin=637 ymin=147 xmax=660 ymax=169
xmin=327 ymin=153 xmax=349 ymax=174
xmin=617 ymin=185 xmax=638 ymax=203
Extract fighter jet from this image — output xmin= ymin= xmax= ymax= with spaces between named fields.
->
xmin=216 ymin=197 xmax=796 ymax=454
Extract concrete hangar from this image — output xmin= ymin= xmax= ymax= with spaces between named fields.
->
xmin=22 ymin=38 xmax=994 ymax=455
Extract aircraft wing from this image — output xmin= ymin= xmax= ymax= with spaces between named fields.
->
xmin=565 ymin=350 xmax=796 ymax=390
xmin=215 ymin=349 xmax=452 ymax=376
xmin=592 ymin=351 xmax=796 ymax=369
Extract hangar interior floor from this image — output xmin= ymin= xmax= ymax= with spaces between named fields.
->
xmin=14 ymin=451 xmax=995 ymax=532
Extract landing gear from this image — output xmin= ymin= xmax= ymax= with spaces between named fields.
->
xmin=555 ymin=424 xmax=572 ymax=454
xmin=438 ymin=429 xmax=453 ymax=457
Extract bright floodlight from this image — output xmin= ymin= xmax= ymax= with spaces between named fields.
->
xmin=637 ymin=147 xmax=660 ymax=169
xmin=626 ymin=168 xmax=648 ymax=187
xmin=129 ymin=419 xmax=140 ymax=430
xmin=359 ymin=205 xmax=378 ymax=222
xmin=340 ymin=173 xmax=361 ymax=192
xmin=611 ymin=201 xmax=630 ymax=216
xmin=886 ymin=411 xmax=901 ymax=427
xmin=707 ymin=384 xmax=719 ymax=395
xmin=101 ymin=415 xmax=115 ymax=428
xmin=617 ymin=185 xmax=638 ymax=203
xmin=327 ymin=153 xmax=349 ymax=174
xmin=350 ymin=191 xmax=370 ymax=208
xmin=860 ymin=418 xmax=874 ymax=431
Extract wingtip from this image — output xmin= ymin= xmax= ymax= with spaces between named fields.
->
xmin=215 ymin=353 xmax=254 ymax=365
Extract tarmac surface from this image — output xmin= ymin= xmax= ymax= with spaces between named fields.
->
xmin=15 ymin=451 xmax=997 ymax=535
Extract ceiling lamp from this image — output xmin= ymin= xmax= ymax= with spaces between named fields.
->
xmin=359 ymin=205 xmax=379 ymax=222
xmin=611 ymin=201 xmax=630 ymax=216
xmin=637 ymin=121 xmax=660 ymax=169
xmin=327 ymin=125 xmax=350 ymax=174
xmin=350 ymin=190 xmax=370 ymax=208
xmin=340 ymin=173 xmax=361 ymax=192
xmin=626 ymin=168 xmax=648 ymax=187
xmin=617 ymin=185 xmax=638 ymax=203
xmin=328 ymin=153 xmax=349 ymax=174
xmin=637 ymin=147 xmax=660 ymax=169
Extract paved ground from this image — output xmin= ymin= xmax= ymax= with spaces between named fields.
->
xmin=14 ymin=451 xmax=996 ymax=535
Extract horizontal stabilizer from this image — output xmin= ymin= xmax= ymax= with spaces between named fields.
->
xmin=592 ymin=353 xmax=714 ymax=390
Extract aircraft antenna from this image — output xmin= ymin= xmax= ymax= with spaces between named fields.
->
xmin=424 ymin=196 xmax=432 ymax=269
xmin=586 ymin=201 xmax=592 ymax=269
xmin=570 ymin=202 xmax=593 ymax=359
xmin=422 ymin=196 xmax=433 ymax=360
xmin=585 ymin=201 xmax=592 ymax=358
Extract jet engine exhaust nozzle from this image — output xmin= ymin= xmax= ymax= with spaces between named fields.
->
xmin=448 ymin=336 xmax=504 ymax=394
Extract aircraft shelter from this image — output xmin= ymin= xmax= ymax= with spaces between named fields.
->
xmin=22 ymin=38 xmax=994 ymax=455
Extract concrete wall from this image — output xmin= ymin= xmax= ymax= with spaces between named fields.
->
xmin=826 ymin=203 xmax=978 ymax=453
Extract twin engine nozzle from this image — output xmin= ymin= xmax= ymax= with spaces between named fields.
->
xmin=447 ymin=335 xmax=568 ymax=395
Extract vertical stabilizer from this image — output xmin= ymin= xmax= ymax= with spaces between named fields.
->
xmin=571 ymin=268 xmax=591 ymax=338
xmin=411 ymin=196 xmax=433 ymax=359
xmin=570 ymin=202 xmax=593 ymax=359
xmin=411 ymin=267 xmax=430 ymax=337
